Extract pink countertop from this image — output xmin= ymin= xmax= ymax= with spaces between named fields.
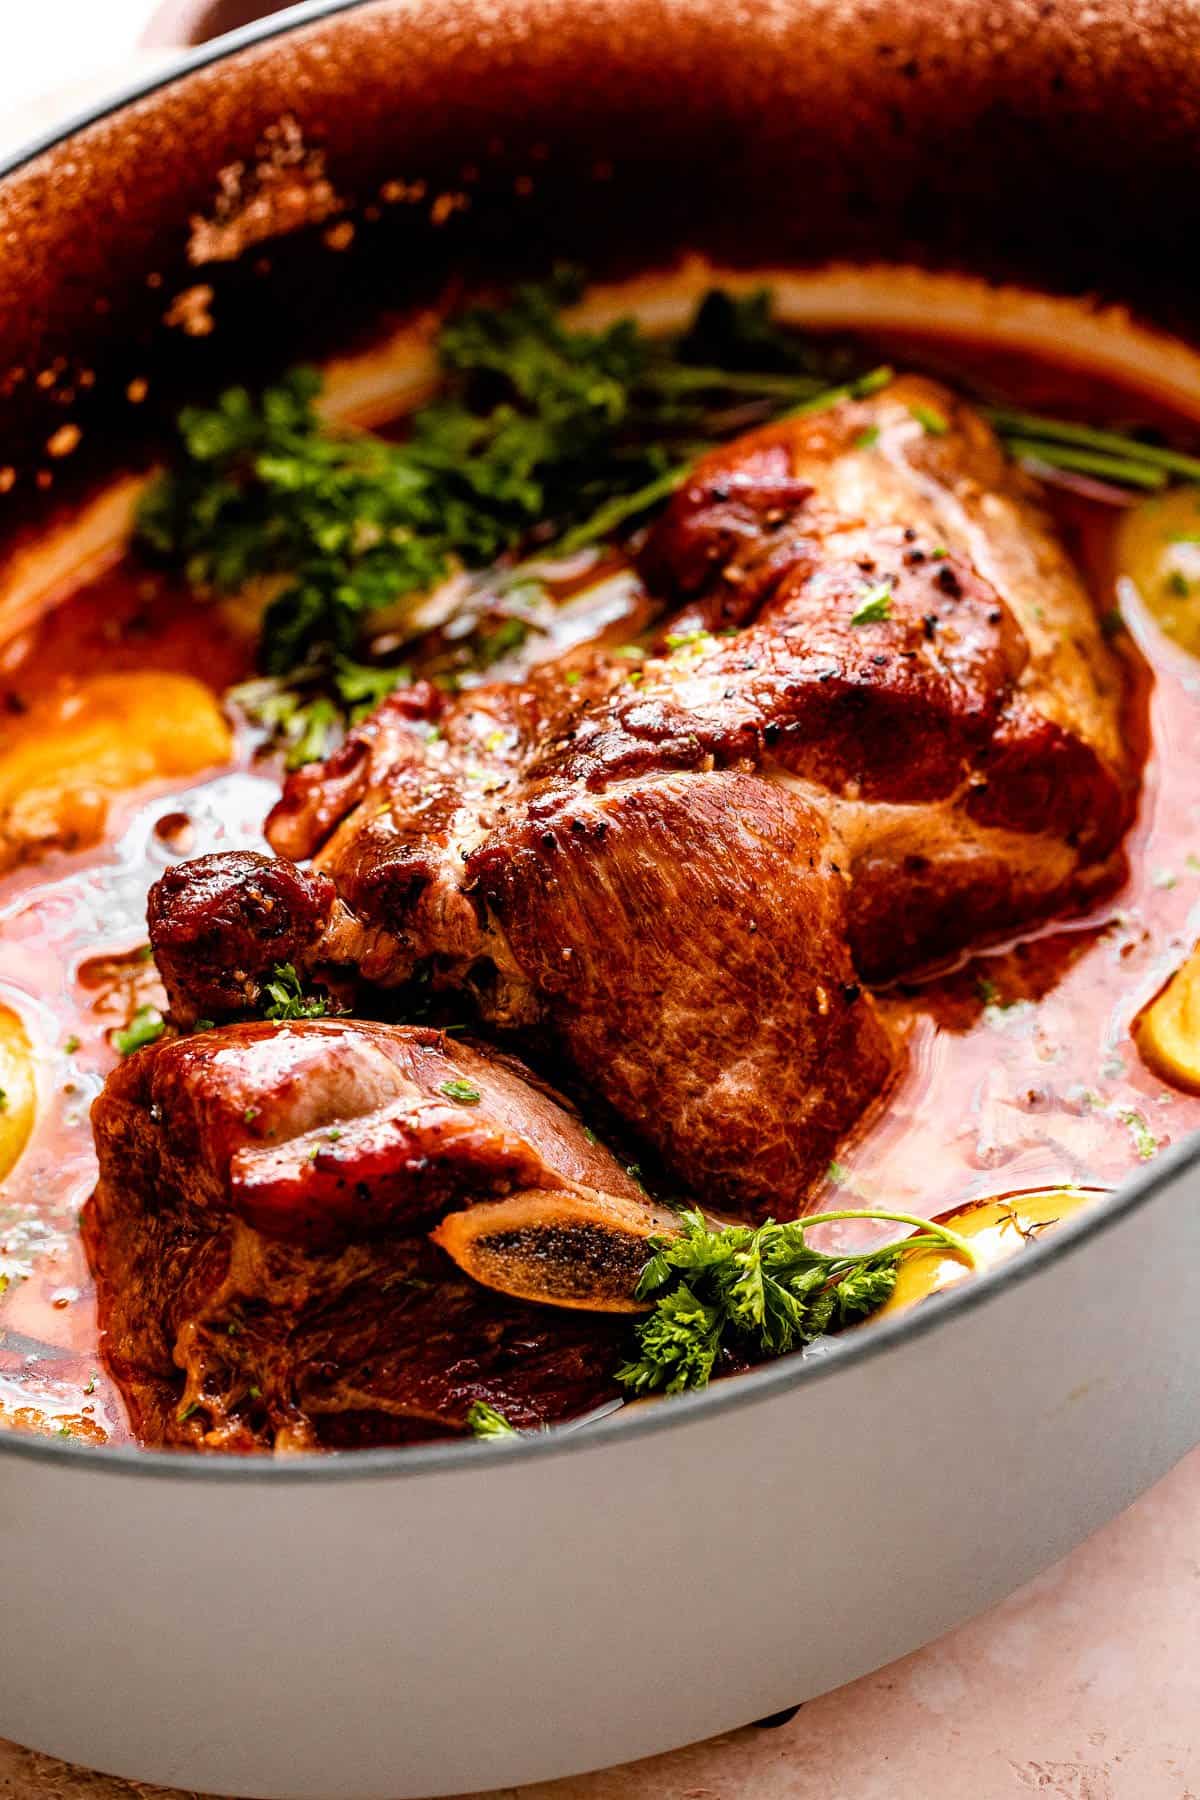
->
xmin=4 ymin=1443 xmax=1199 ymax=1798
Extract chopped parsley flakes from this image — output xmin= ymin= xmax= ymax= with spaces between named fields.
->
xmin=911 ymin=402 xmax=949 ymax=436
xmin=439 ymin=1079 xmax=482 ymax=1105
xmin=850 ymin=582 xmax=893 ymax=626
xmin=113 ymin=1006 xmax=166 ymax=1058
xmin=467 ymin=1400 xmax=519 ymax=1439
xmin=261 ymin=963 xmax=328 ymax=1021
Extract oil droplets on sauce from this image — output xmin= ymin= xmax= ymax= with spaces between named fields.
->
xmin=2 ymin=342 xmax=1200 ymax=1445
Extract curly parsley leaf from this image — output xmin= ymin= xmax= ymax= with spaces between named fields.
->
xmin=260 ymin=963 xmax=329 ymax=1021
xmin=138 ymin=277 xmax=885 ymax=762
xmin=467 ymin=1400 xmax=519 ymax=1439
xmin=616 ymin=1207 xmax=979 ymax=1395
xmin=113 ymin=1005 xmax=166 ymax=1058
xmin=850 ymin=581 xmax=893 ymax=625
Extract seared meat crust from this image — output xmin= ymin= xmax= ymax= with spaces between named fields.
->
xmin=92 ymin=1019 xmax=648 ymax=1243
xmin=468 ymin=771 xmax=890 ymax=1212
xmin=147 ymin=376 xmax=1133 ymax=1220
xmin=86 ymin=1020 xmax=647 ymax=1448
xmin=149 ymin=850 xmax=336 ymax=1025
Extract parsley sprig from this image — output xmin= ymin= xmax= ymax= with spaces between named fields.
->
xmin=260 ymin=962 xmax=329 ymax=1021
xmin=112 ymin=1005 xmax=166 ymax=1058
xmin=616 ymin=1207 xmax=981 ymax=1395
xmin=136 ymin=278 xmax=883 ymax=760
xmin=137 ymin=272 xmax=710 ymax=676
xmin=467 ymin=1400 xmax=519 ymax=1439
xmin=227 ymin=658 xmax=411 ymax=770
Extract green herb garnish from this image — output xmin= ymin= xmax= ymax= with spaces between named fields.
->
xmin=550 ymin=465 xmax=689 ymax=557
xmin=674 ymin=287 xmax=851 ymax=380
xmin=1117 ymin=1108 xmax=1159 ymax=1162
xmin=467 ymin=1400 xmax=519 ymax=1439
xmin=139 ymin=273 xmax=690 ymax=678
xmin=986 ymin=407 xmax=1200 ymax=485
xmin=113 ymin=1006 xmax=166 ymax=1057
xmin=664 ymin=628 xmax=713 ymax=653
xmin=260 ymin=963 xmax=328 ymax=1021
xmin=64 ymin=1034 xmax=81 ymax=1055
xmin=850 ymin=582 xmax=893 ymax=625
xmin=1001 ymin=438 xmax=1166 ymax=492
xmin=911 ymin=403 xmax=949 ymax=436
xmin=439 ymin=1079 xmax=482 ymax=1105
xmin=229 ymin=658 xmax=411 ymax=771
xmin=616 ymin=1207 xmax=981 ymax=1395
xmin=139 ymin=276 xmax=891 ymax=761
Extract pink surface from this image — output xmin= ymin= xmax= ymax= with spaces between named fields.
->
xmin=3 ymin=1445 xmax=1199 ymax=1798
xmin=496 ymin=1453 xmax=1200 ymax=1800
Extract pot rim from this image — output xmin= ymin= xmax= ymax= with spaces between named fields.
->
xmin=1 ymin=0 xmax=1194 ymax=1486
xmin=0 ymin=0 xmax=363 ymax=183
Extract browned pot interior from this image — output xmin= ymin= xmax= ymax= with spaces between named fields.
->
xmin=0 ymin=0 xmax=1198 ymax=555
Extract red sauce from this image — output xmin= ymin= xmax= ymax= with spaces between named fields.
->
xmin=1 ymin=344 xmax=1198 ymax=1447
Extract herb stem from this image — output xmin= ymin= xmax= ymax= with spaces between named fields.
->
xmin=643 ymin=364 xmax=829 ymax=400
xmin=549 ymin=466 xmax=692 ymax=557
xmin=798 ymin=1208 xmax=983 ymax=1272
xmin=987 ymin=408 xmax=1200 ymax=483
xmin=782 ymin=365 xmax=895 ymax=420
xmin=1001 ymin=438 xmax=1168 ymax=492
xmin=548 ymin=365 xmax=897 ymax=560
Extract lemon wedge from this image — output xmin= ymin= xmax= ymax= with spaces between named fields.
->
xmin=1115 ymin=483 xmax=1200 ymax=656
xmin=876 ymin=1188 xmax=1092 ymax=1317
xmin=1133 ymin=943 xmax=1200 ymax=1092
xmin=0 ymin=1003 xmax=37 ymax=1183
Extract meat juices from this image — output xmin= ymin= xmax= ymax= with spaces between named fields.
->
xmin=146 ymin=378 xmax=1131 ymax=1224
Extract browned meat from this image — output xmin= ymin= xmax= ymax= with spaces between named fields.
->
xmin=157 ymin=763 xmax=892 ymax=1218
xmin=84 ymin=1019 xmax=656 ymax=1450
xmin=147 ymin=376 xmax=1132 ymax=1221
xmin=636 ymin=379 xmax=1130 ymax=971
xmin=149 ymin=850 xmax=336 ymax=1025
